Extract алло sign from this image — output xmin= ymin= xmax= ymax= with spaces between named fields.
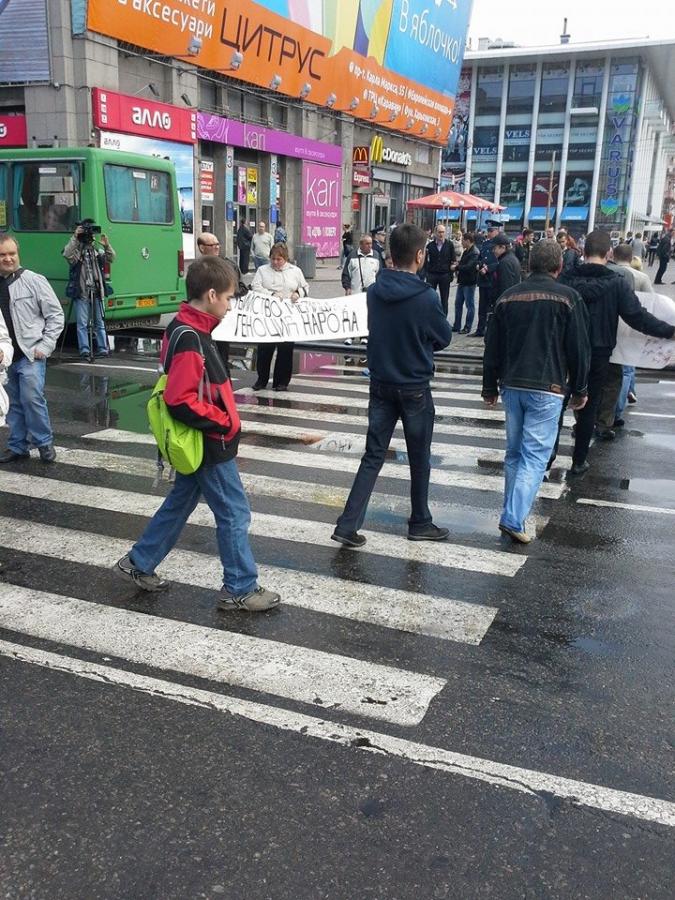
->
xmin=92 ymin=88 xmax=196 ymax=143
xmin=600 ymin=93 xmax=633 ymax=218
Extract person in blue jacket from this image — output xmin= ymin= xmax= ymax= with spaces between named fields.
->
xmin=472 ymin=221 xmax=500 ymax=337
xmin=331 ymin=224 xmax=452 ymax=547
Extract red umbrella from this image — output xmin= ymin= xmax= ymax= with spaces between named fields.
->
xmin=407 ymin=191 xmax=504 ymax=211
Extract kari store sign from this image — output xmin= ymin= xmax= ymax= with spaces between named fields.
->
xmin=302 ymin=162 xmax=342 ymax=259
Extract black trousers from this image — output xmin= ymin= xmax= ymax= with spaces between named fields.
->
xmin=239 ymin=246 xmax=251 ymax=275
xmin=256 ymin=342 xmax=294 ymax=388
xmin=654 ymin=257 xmax=669 ymax=283
xmin=425 ymin=273 xmax=452 ymax=316
xmin=597 ymin=362 xmax=624 ymax=429
xmin=572 ymin=355 xmax=611 ymax=466
xmin=475 ymin=285 xmax=494 ymax=335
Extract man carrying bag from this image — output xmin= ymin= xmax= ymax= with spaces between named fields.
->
xmin=116 ymin=257 xmax=281 ymax=612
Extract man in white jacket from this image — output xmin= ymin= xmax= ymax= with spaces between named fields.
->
xmin=0 ymin=235 xmax=64 ymax=464
xmin=341 ymin=234 xmax=380 ymax=295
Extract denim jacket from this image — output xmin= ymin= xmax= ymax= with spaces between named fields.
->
xmin=7 ymin=268 xmax=65 ymax=360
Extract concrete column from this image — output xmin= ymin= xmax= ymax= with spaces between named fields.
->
xmin=523 ymin=60 xmax=543 ymax=228
xmin=493 ymin=63 xmax=510 ymax=204
xmin=555 ymin=59 xmax=577 ymax=229
xmin=463 ymin=64 xmax=478 ymax=193
xmin=587 ymin=56 xmax=611 ymax=233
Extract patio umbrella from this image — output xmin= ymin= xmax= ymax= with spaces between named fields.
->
xmin=406 ymin=191 xmax=505 ymax=211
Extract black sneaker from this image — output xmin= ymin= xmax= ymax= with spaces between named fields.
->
xmin=219 ymin=586 xmax=281 ymax=611
xmin=331 ymin=530 xmax=366 ymax=548
xmin=408 ymin=524 xmax=449 ymax=542
xmin=38 ymin=444 xmax=56 ymax=463
xmin=252 ymin=381 xmax=267 ymax=391
xmin=115 ymin=554 xmax=169 ymax=592
xmin=0 ymin=450 xmax=30 ymax=464
xmin=613 ymin=418 xmax=625 ymax=428
xmin=569 ymin=461 xmax=590 ymax=476
xmin=595 ymin=428 xmax=615 ymax=441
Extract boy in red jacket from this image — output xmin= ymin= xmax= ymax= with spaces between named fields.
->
xmin=116 ymin=257 xmax=280 ymax=612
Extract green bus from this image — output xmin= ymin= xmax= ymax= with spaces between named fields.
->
xmin=0 ymin=147 xmax=186 ymax=328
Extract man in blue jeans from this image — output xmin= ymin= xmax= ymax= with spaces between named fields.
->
xmin=332 ymin=223 xmax=452 ymax=547
xmin=116 ymin=256 xmax=280 ymax=612
xmin=482 ymin=240 xmax=590 ymax=543
xmin=0 ymin=235 xmax=64 ymax=464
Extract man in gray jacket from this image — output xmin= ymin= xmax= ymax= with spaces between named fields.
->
xmin=0 ymin=235 xmax=64 ymax=463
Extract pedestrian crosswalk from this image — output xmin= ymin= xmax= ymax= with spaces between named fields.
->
xmin=0 ymin=360 xmax=570 ymax=732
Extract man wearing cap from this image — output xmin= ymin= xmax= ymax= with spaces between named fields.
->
xmin=472 ymin=221 xmax=500 ymax=337
xmin=371 ymin=229 xmax=386 ymax=267
xmin=493 ymin=234 xmax=521 ymax=300
xmin=423 ymin=224 xmax=456 ymax=317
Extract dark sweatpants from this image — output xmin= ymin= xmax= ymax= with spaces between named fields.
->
xmin=572 ymin=354 xmax=611 ymax=466
xmin=475 ymin=285 xmax=494 ymax=335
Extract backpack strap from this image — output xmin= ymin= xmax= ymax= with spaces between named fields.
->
xmin=163 ymin=325 xmax=212 ymax=405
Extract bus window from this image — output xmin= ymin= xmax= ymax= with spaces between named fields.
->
xmin=11 ymin=161 xmax=80 ymax=231
xmin=104 ymin=164 xmax=173 ymax=225
xmin=0 ymin=163 xmax=7 ymax=230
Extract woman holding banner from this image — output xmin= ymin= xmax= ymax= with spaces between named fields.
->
xmin=251 ymin=243 xmax=309 ymax=391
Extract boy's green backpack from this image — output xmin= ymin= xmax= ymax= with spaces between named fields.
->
xmin=147 ymin=325 xmax=209 ymax=475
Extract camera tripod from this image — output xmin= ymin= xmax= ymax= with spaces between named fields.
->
xmin=59 ymin=241 xmax=108 ymax=363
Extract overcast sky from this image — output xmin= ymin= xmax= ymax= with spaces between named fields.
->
xmin=467 ymin=0 xmax=675 ymax=47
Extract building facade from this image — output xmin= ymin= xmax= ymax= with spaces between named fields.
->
xmin=441 ymin=38 xmax=675 ymax=236
xmin=0 ymin=0 xmax=474 ymax=259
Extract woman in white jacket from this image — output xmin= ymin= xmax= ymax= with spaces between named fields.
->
xmin=0 ymin=309 xmax=14 ymax=573
xmin=251 ymin=242 xmax=309 ymax=391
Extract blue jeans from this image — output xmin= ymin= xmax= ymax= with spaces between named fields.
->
xmin=253 ymin=255 xmax=268 ymax=271
xmin=5 ymin=357 xmax=54 ymax=453
xmin=454 ymin=285 xmax=476 ymax=331
xmin=501 ymin=388 xmax=563 ymax=533
xmin=615 ymin=366 xmax=635 ymax=419
xmin=336 ymin=381 xmax=434 ymax=533
xmin=75 ymin=296 xmax=108 ymax=356
xmin=130 ymin=458 xmax=259 ymax=595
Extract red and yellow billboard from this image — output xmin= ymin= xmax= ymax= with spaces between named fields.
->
xmin=87 ymin=0 xmax=473 ymax=144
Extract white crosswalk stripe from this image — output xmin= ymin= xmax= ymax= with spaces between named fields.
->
xmin=289 ymin=377 xmax=482 ymax=403
xmin=78 ymin=428 xmax=566 ymax=499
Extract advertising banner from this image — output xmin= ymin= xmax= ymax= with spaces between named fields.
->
xmin=0 ymin=114 xmax=27 ymax=148
xmin=302 ymin=161 xmax=342 ymax=258
xmin=561 ymin=171 xmax=592 ymax=221
xmin=199 ymin=160 xmax=215 ymax=203
xmin=92 ymin=89 xmax=197 ymax=144
xmin=246 ymin=168 xmax=258 ymax=206
xmin=0 ymin=0 xmax=49 ymax=84
xmin=87 ymin=0 xmax=474 ymax=143
xmin=237 ymin=168 xmax=247 ymax=205
xmin=99 ymin=130 xmax=195 ymax=258
xmin=611 ymin=292 xmax=675 ymax=368
xmin=441 ymin=65 xmax=469 ymax=189
xmin=212 ymin=291 xmax=367 ymax=343
xmin=472 ymin=126 xmax=499 ymax=160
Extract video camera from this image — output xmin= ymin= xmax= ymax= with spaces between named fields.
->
xmin=76 ymin=220 xmax=102 ymax=243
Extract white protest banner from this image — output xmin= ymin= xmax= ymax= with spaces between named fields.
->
xmin=610 ymin=292 xmax=675 ymax=368
xmin=212 ymin=291 xmax=368 ymax=343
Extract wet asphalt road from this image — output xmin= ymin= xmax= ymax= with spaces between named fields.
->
xmin=1 ymin=345 xmax=674 ymax=899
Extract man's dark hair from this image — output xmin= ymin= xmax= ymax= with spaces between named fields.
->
xmin=462 ymin=231 xmax=475 ymax=244
xmin=584 ymin=229 xmax=611 ymax=259
xmin=186 ymin=256 xmax=237 ymax=300
xmin=492 ymin=234 xmax=511 ymax=248
xmin=389 ymin=223 xmax=427 ymax=267
xmin=530 ymin=239 xmax=563 ymax=275
xmin=522 ymin=228 xmax=533 ymax=238
xmin=613 ymin=243 xmax=634 ymax=263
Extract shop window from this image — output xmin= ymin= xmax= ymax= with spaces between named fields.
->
xmin=11 ymin=161 xmax=80 ymax=231
xmin=508 ymin=65 xmax=536 ymax=112
xmin=475 ymin=66 xmax=503 ymax=116
xmin=103 ymin=164 xmax=173 ymax=225
xmin=539 ymin=63 xmax=569 ymax=114
xmin=573 ymin=60 xmax=604 ymax=109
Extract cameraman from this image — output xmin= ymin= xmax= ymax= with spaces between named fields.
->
xmin=63 ymin=219 xmax=115 ymax=359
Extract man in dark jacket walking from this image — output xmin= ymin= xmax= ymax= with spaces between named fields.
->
xmin=561 ymin=229 xmax=675 ymax=474
xmin=514 ymin=228 xmax=534 ymax=276
xmin=654 ymin=230 xmax=672 ymax=285
xmin=332 ymin=224 xmax=452 ymax=547
xmin=473 ymin=221 xmax=500 ymax=336
xmin=424 ymin=223 xmax=456 ymax=316
xmin=236 ymin=220 xmax=253 ymax=274
xmin=492 ymin=234 xmax=521 ymax=300
xmin=453 ymin=232 xmax=479 ymax=332
xmin=483 ymin=240 xmax=590 ymax=543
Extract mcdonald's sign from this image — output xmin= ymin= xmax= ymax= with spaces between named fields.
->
xmin=352 ymin=146 xmax=370 ymax=166
xmin=370 ymin=135 xmax=384 ymax=165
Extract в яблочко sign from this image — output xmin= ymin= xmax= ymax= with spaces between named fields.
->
xmin=212 ymin=292 xmax=368 ymax=343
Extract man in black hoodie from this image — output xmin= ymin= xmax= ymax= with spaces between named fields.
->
xmin=561 ymin=229 xmax=675 ymax=474
xmin=332 ymin=224 xmax=452 ymax=547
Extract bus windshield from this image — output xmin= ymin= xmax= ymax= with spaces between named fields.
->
xmin=103 ymin=164 xmax=173 ymax=225
xmin=11 ymin=160 xmax=80 ymax=232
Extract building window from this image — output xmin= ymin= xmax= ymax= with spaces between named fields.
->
xmin=508 ymin=65 xmax=536 ymax=112
xmin=572 ymin=60 xmax=604 ymax=109
xmin=475 ymin=66 xmax=503 ymax=116
xmin=539 ymin=63 xmax=569 ymax=114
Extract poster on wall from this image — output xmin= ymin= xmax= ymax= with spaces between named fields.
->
xmin=561 ymin=171 xmax=592 ymax=221
xmin=529 ymin=173 xmax=559 ymax=220
xmin=87 ymin=0 xmax=475 ymax=143
xmin=199 ymin=161 xmax=214 ymax=204
xmin=470 ymin=174 xmax=496 ymax=201
xmin=302 ymin=162 xmax=342 ymax=259
xmin=237 ymin=168 xmax=247 ymax=205
xmin=99 ymin=131 xmax=195 ymax=258
xmin=246 ymin=168 xmax=258 ymax=206
xmin=501 ymin=175 xmax=528 ymax=222
xmin=0 ymin=0 xmax=49 ymax=83
xmin=441 ymin=67 xmax=470 ymax=190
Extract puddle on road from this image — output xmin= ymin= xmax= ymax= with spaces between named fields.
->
xmin=636 ymin=432 xmax=675 ymax=453
xmin=619 ymin=477 xmax=675 ymax=503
